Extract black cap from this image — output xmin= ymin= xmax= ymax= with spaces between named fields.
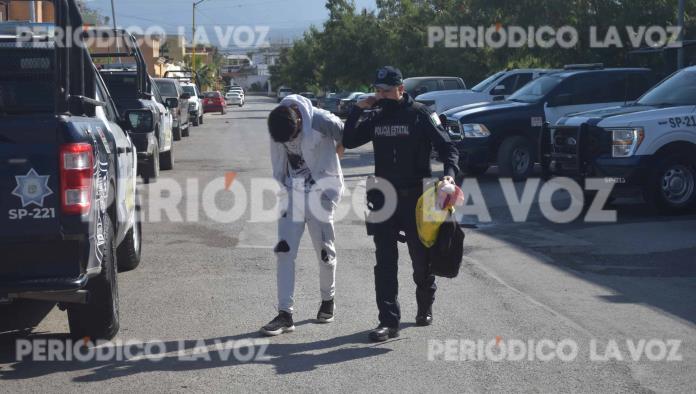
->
xmin=373 ymin=66 xmax=403 ymax=88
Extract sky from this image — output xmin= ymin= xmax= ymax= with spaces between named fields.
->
xmin=87 ymin=0 xmax=377 ymax=49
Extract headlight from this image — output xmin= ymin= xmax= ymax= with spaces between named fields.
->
xmin=610 ymin=127 xmax=644 ymax=157
xmin=461 ymin=123 xmax=491 ymax=138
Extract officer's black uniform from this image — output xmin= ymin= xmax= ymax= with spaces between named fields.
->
xmin=343 ymin=67 xmax=459 ymax=331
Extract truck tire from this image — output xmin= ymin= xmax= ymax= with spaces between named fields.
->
xmin=67 ymin=215 xmax=119 ymax=340
xmin=644 ymin=151 xmax=696 ymax=214
xmin=192 ymin=113 xmax=200 ymax=126
xmin=142 ymin=142 xmax=160 ymax=184
xmin=498 ymin=136 xmax=534 ymax=181
xmin=182 ymin=124 xmax=190 ymax=137
xmin=173 ymin=122 xmax=182 ymax=141
xmin=160 ymin=144 xmax=174 ymax=171
xmin=199 ymin=114 xmax=204 ymax=125
xmin=117 ymin=213 xmax=142 ymax=272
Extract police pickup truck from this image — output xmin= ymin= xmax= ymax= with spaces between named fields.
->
xmin=542 ymin=66 xmax=696 ymax=213
xmin=443 ymin=65 xmax=655 ymax=180
xmin=90 ymin=29 xmax=173 ymax=183
xmin=0 ymin=0 xmax=144 ymax=339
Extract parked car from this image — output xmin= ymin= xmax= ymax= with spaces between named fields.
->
xmin=403 ymin=76 xmax=466 ymax=97
xmin=299 ymin=92 xmax=319 ymax=106
xmin=277 ymin=87 xmax=293 ymax=102
xmin=542 ymin=66 xmax=696 ymax=213
xmin=181 ymin=81 xmax=204 ymax=126
xmin=226 ymin=90 xmax=245 ymax=107
xmin=155 ymin=78 xmax=191 ymax=138
xmin=443 ymin=65 xmax=656 ymax=180
xmin=203 ymin=91 xmax=227 ymax=114
xmin=94 ymin=30 xmax=174 ymax=181
xmin=416 ymin=69 xmax=555 ymax=113
xmin=0 ymin=6 xmax=141 ymax=340
xmin=336 ymin=91 xmax=366 ymax=117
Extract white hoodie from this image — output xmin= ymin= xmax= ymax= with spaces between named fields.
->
xmin=270 ymin=94 xmax=345 ymax=203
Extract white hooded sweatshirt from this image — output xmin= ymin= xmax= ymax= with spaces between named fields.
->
xmin=270 ymin=94 xmax=345 ymax=204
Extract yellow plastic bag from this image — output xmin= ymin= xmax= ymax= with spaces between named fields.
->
xmin=416 ymin=186 xmax=452 ymax=248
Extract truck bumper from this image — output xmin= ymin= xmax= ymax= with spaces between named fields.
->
xmin=454 ymin=137 xmax=490 ymax=168
xmin=0 ymin=236 xmax=94 ymax=298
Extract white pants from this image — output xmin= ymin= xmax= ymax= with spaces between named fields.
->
xmin=275 ymin=189 xmax=337 ymax=313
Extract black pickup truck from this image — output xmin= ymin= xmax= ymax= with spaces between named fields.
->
xmin=0 ymin=0 xmax=144 ymax=339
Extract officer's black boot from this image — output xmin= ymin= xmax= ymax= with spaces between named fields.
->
xmin=415 ymin=305 xmax=433 ymax=326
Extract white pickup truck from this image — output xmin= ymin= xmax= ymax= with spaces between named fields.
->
xmin=415 ymin=69 xmax=553 ymax=113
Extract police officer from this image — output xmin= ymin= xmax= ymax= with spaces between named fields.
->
xmin=343 ymin=66 xmax=459 ymax=342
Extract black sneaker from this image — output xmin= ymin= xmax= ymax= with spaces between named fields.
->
xmin=316 ymin=299 xmax=335 ymax=323
xmin=260 ymin=311 xmax=295 ymax=336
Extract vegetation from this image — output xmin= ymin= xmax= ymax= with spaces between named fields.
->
xmin=270 ymin=0 xmax=695 ymax=92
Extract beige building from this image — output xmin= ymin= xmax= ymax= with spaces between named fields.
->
xmin=1 ymin=1 xmax=54 ymax=22
xmin=161 ymin=35 xmax=186 ymax=64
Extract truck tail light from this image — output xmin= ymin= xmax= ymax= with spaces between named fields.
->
xmin=60 ymin=143 xmax=93 ymax=215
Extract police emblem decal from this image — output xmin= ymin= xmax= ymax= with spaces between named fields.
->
xmin=12 ymin=168 xmax=54 ymax=208
xmin=377 ymin=69 xmax=387 ymax=79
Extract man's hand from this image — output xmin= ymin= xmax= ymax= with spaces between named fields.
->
xmin=356 ymin=96 xmax=378 ymax=109
xmin=442 ymin=175 xmax=455 ymax=185
xmin=336 ymin=144 xmax=345 ymax=159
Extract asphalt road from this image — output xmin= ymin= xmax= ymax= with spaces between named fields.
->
xmin=1 ymin=96 xmax=695 ymax=393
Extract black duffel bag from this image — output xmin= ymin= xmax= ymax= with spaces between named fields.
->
xmin=428 ymin=214 xmax=465 ymax=278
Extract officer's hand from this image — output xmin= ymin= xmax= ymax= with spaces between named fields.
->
xmin=336 ymin=144 xmax=345 ymax=159
xmin=356 ymin=96 xmax=378 ymax=109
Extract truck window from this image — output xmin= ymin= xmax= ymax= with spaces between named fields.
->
xmin=102 ymin=74 xmax=138 ymax=101
xmin=562 ymin=73 xmax=608 ymax=105
xmin=156 ymin=80 xmax=178 ymax=97
xmin=514 ymin=73 xmax=533 ymax=90
xmin=0 ymin=48 xmax=55 ymax=115
xmin=442 ymin=79 xmax=462 ymax=90
xmin=493 ymin=75 xmax=518 ymax=95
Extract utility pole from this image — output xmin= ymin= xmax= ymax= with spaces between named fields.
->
xmin=677 ymin=0 xmax=685 ymax=69
xmin=110 ymin=0 xmax=121 ymax=63
xmin=192 ymin=0 xmax=208 ymax=76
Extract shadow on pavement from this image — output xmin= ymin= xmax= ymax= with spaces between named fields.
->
xmin=0 ymin=320 xmax=394 ymax=381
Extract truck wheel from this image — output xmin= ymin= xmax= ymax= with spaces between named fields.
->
xmin=160 ymin=144 xmax=174 ymax=171
xmin=142 ymin=142 xmax=160 ymax=184
xmin=192 ymin=114 xmax=200 ymax=126
xmin=117 ymin=211 xmax=142 ymax=272
xmin=173 ymin=123 xmax=182 ymax=141
xmin=182 ymin=124 xmax=190 ymax=137
xmin=465 ymin=164 xmax=489 ymax=177
xmin=199 ymin=114 xmax=204 ymax=125
xmin=67 ymin=215 xmax=119 ymax=340
xmin=498 ymin=136 xmax=534 ymax=181
xmin=644 ymin=151 xmax=696 ymax=214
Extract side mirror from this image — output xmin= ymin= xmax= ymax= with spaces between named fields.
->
xmin=180 ymin=93 xmax=191 ymax=100
xmin=547 ymin=93 xmax=573 ymax=107
xmin=415 ymin=86 xmax=427 ymax=96
xmin=165 ymin=98 xmax=179 ymax=109
xmin=123 ymin=109 xmax=154 ymax=133
xmin=493 ymin=84 xmax=506 ymax=93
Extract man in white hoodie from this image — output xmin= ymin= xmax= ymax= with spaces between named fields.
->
xmin=261 ymin=94 xmax=345 ymax=336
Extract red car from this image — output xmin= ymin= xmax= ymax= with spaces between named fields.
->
xmin=203 ymin=91 xmax=227 ymax=114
